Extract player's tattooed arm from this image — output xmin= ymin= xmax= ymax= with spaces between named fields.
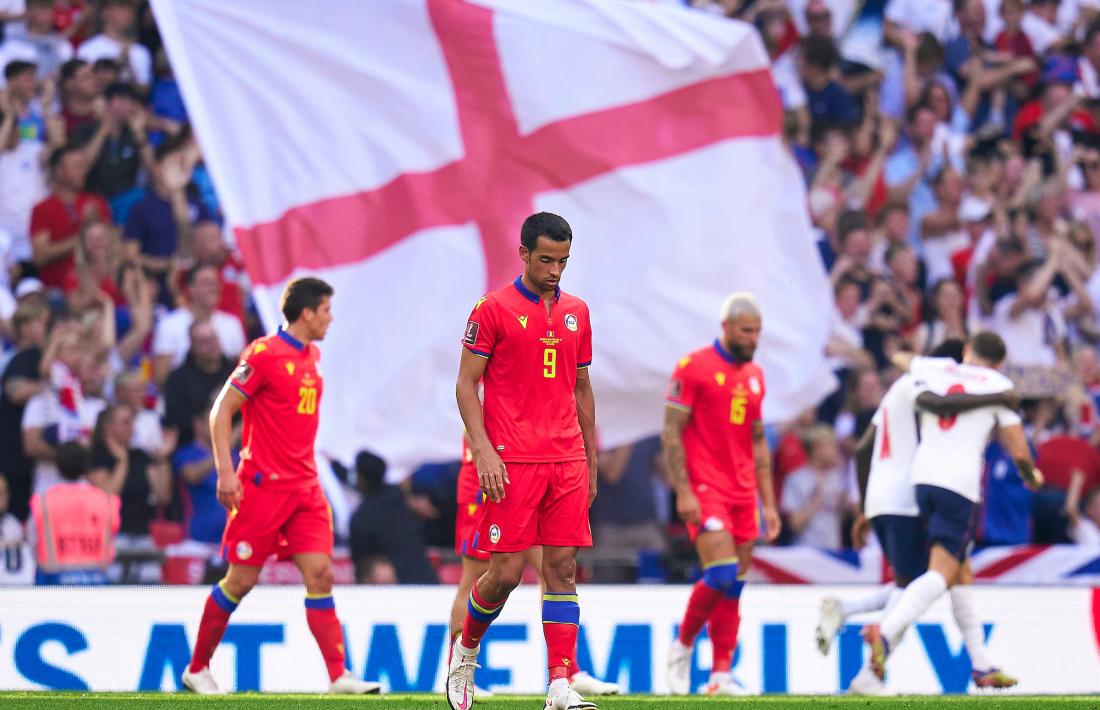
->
xmin=753 ymin=419 xmax=782 ymax=541
xmin=661 ymin=405 xmax=699 ymax=524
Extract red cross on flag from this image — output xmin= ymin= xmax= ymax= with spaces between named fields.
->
xmin=153 ymin=0 xmax=837 ymax=468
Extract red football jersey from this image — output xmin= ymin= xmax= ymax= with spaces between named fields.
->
xmin=462 ymin=277 xmax=592 ymax=463
xmin=666 ymin=340 xmax=765 ymax=504
xmin=230 ymin=328 xmax=323 ymax=488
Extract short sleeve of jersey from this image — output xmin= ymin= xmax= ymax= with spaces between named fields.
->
xmin=666 ymin=357 xmax=699 ymax=412
xmin=462 ymin=296 xmax=499 ymax=359
xmin=230 ymin=342 xmax=269 ymax=399
xmin=994 ymin=406 xmax=1023 ymax=427
xmin=578 ymin=304 xmax=593 ymax=368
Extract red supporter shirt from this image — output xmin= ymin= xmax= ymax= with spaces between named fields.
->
xmin=1036 ymin=435 xmax=1100 ymax=491
xmin=666 ymin=341 xmax=765 ymax=503
xmin=29 ymin=193 xmax=111 ymax=289
xmin=230 ymin=328 xmax=323 ymax=488
xmin=462 ymin=276 xmax=592 ymax=463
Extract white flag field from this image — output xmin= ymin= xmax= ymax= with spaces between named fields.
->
xmin=151 ymin=0 xmax=837 ymax=470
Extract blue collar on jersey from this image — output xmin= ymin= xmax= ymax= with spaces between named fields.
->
xmin=713 ymin=339 xmax=738 ymax=365
xmin=277 ymin=326 xmax=306 ymax=352
xmin=513 ymin=275 xmax=560 ymax=304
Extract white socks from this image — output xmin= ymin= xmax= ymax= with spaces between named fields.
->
xmin=950 ymin=586 xmax=993 ymax=672
xmin=840 ymin=584 xmax=894 ymax=618
xmin=549 ymin=678 xmax=569 ymax=693
xmin=709 ymin=671 xmax=731 ymax=686
xmin=879 ymin=570 xmax=947 ymax=647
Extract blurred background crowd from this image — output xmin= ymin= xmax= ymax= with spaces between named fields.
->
xmin=0 ymin=0 xmax=1098 ymax=587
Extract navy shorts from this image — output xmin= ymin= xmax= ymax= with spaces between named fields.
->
xmin=915 ymin=484 xmax=980 ymax=562
xmin=871 ymin=514 xmax=927 ymax=583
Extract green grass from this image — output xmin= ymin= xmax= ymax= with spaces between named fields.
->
xmin=1 ymin=694 xmax=1099 ymax=709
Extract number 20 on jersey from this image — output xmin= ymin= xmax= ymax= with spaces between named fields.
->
xmin=298 ymin=386 xmax=318 ymax=415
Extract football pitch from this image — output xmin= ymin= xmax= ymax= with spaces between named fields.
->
xmin=2 ymin=694 xmax=1100 ymax=709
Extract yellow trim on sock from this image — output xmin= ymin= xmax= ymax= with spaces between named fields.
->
xmin=542 ymin=593 xmax=579 ymax=602
xmin=305 ymin=592 xmax=334 ymax=599
xmin=218 ymin=580 xmax=241 ymax=605
xmin=469 ymin=595 xmax=499 ymax=616
xmin=541 ymin=620 xmax=580 ymax=625
xmin=703 ymin=557 xmax=739 ymax=569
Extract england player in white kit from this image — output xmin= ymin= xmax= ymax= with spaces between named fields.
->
xmin=816 ymin=342 xmax=1019 ymax=693
xmin=863 ymin=333 xmax=1043 ymax=681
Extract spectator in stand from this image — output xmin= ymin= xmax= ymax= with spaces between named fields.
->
xmin=58 ymin=59 xmax=100 ymax=138
xmin=1014 ymin=56 xmax=1095 ymax=144
xmin=980 ymin=438 xmax=1036 ymax=546
xmin=87 ymin=403 xmax=171 ymax=542
xmin=163 ymin=319 xmax=234 ymax=447
xmin=589 ymin=436 xmax=665 ymax=562
xmin=0 ymin=472 xmax=22 ymax=544
xmin=828 ymin=210 xmax=875 ymax=297
xmin=172 ymin=406 xmax=228 ymax=546
xmin=151 ymin=265 xmax=245 ymax=387
xmin=70 ymin=82 xmax=153 ymax=219
xmin=1077 ymin=21 xmax=1100 ymax=99
xmin=92 ymin=58 xmax=121 ymax=92
xmin=76 ymin=0 xmax=152 ymax=90
xmin=869 ymin=200 xmax=912 ymax=273
xmin=798 ymin=35 xmax=860 ymax=126
xmin=29 ymin=441 xmax=119 ymax=585
xmin=0 ymin=0 xmax=73 ymax=80
xmin=29 ymin=145 xmax=109 ymax=291
xmin=836 ymin=367 xmax=883 ymax=453
xmin=885 ymin=103 xmax=944 ymax=243
xmin=64 ymin=220 xmax=123 ymax=307
xmin=0 ymin=303 xmax=47 ymax=521
xmin=124 ymin=147 xmax=209 ymax=304
xmin=348 ymin=450 xmax=437 ymax=584
xmin=0 ymin=91 xmax=48 ymax=267
xmin=780 ymin=424 xmax=857 ymax=549
xmin=920 ymin=166 xmax=969 ymax=283
xmin=1067 ymin=144 xmax=1100 ymax=241
xmin=114 ymin=370 xmax=171 ymax=458
xmin=1068 ymin=487 xmax=1100 ymax=545
xmin=173 ymin=219 xmax=246 ymax=324
xmin=4 ymin=60 xmax=46 ymax=147
xmin=912 ymin=278 xmax=967 ymax=354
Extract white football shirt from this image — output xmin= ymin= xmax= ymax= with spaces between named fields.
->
xmin=910 ymin=362 xmax=1020 ymax=503
xmin=865 ymin=357 xmax=952 ymax=518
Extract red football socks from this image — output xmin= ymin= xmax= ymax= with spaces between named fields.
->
xmin=305 ymin=595 xmax=346 ymax=682
xmin=677 ymin=579 xmax=722 ymax=646
xmin=189 ymin=582 xmax=238 ymax=673
xmin=708 ymin=597 xmax=741 ymax=673
xmin=462 ymin=585 xmax=506 ymax=648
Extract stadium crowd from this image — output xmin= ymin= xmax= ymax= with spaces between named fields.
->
xmin=0 ymin=0 xmax=1098 ymax=586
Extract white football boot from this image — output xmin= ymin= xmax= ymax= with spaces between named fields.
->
xmin=181 ymin=667 xmax=227 ymax=695
xmin=666 ymin=640 xmax=692 ymax=695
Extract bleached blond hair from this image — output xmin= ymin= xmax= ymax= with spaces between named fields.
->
xmin=719 ymin=291 xmax=761 ymax=323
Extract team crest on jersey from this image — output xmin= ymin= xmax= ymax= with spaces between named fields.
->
xmin=565 ymin=314 xmax=578 ymax=331
xmin=517 ymin=315 xmax=528 ymax=329
xmin=236 ymin=541 xmax=253 ymax=560
xmin=464 ymin=321 xmax=480 ymax=345
xmin=285 ymin=362 xmax=295 ymax=376
xmin=749 ymin=376 xmax=761 ymax=394
xmin=714 ymin=372 xmax=726 ymax=387
xmin=233 ymin=362 xmax=253 ymax=385
xmin=489 ymin=524 xmax=501 ymax=544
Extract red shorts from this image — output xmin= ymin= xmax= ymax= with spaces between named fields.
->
xmin=475 ymin=461 xmax=592 ymax=553
xmin=686 ymin=494 xmax=759 ymax=545
xmin=221 ymin=478 xmax=333 ymax=565
xmin=454 ymin=461 xmax=489 ymax=561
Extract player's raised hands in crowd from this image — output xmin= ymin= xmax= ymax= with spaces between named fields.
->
xmin=476 ymin=448 xmax=510 ymax=503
